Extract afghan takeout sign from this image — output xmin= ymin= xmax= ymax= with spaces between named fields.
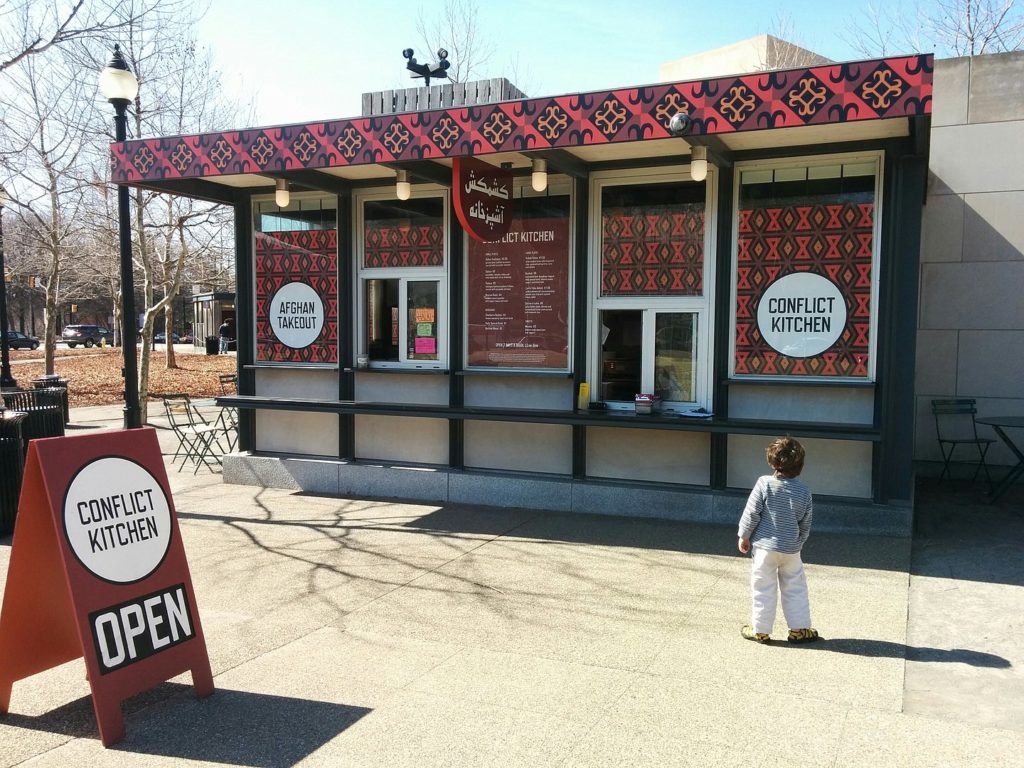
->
xmin=0 ymin=428 xmax=213 ymax=747
xmin=453 ymin=157 xmax=513 ymax=242
xmin=269 ymin=280 xmax=325 ymax=349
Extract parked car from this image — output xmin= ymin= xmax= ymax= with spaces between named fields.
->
xmin=5 ymin=330 xmax=40 ymax=350
xmin=153 ymin=332 xmax=181 ymax=344
xmin=61 ymin=324 xmax=114 ymax=348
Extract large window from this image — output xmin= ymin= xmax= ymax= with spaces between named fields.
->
xmin=731 ymin=155 xmax=881 ymax=380
xmin=591 ymin=170 xmax=713 ymax=411
xmin=253 ymin=196 xmax=338 ymax=365
xmin=356 ymin=191 xmax=448 ymax=369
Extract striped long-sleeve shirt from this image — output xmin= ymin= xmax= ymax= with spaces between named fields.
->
xmin=737 ymin=474 xmax=813 ymax=554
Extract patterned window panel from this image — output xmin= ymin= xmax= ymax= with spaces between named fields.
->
xmin=601 ymin=204 xmax=704 ymax=296
xmin=363 ymin=220 xmax=444 ymax=268
xmin=734 ymin=199 xmax=873 ymax=378
xmin=255 ymin=229 xmax=338 ymax=364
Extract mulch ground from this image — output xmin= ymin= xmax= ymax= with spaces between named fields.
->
xmin=6 ymin=347 xmax=236 ymax=407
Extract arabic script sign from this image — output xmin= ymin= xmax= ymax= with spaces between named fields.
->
xmin=453 ymin=157 xmax=513 ymax=242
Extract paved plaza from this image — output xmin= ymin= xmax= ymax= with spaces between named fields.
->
xmin=0 ymin=404 xmax=1022 ymax=767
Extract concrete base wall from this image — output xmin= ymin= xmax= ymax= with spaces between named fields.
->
xmin=223 ymin=453 xmax=912 ymax=536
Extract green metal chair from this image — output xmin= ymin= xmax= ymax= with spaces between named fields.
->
xmin=932 ymin=398 xmax=995 ymax=485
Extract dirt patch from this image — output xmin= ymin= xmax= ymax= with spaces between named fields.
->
xmin=7 ymin=347 xmax=236 ymax=407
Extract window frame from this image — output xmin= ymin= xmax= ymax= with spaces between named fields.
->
xmin=728 ymin=151 xmax=884 ymax=383
xmin=588 ymin=166 xmax=717 ymax=412
xmin=354 ymin=185 xmax=450 ymax=370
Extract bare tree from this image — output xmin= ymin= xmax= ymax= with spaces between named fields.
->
xmin=416 ymin=0 xmax=492 ymax=84
xmin=70 ymin=2 xmax=247 ymax=420
xmin=0 ymin=47 xmax=98 ymax=375
xmin=0 ymin=0 xmax=155 ymax=73
xmin=845 ymin=0 xmax=1024 ymax=57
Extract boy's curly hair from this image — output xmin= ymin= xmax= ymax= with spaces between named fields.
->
xmin=766 ymin=437 xmax=805 ymax=477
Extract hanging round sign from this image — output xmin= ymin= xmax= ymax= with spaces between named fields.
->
xmin=269 ymin=281 xmax=324 ymax=349
xmin=756 ymin=272 xmax=847 ymax=358
xmin=63 ymin=457 xmax=173 ymax=584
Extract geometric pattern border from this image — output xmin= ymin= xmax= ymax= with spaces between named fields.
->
xmin=111 ymin=55 xmax=933 ymax=183
xmin=364 ymin=220 xmax=445 ymax=268
xmin=601 ymin=206 xmax=705 ymax=296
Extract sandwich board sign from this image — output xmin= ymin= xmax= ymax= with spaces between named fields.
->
xmin=0 ymin=428 xmax=213 ymax=746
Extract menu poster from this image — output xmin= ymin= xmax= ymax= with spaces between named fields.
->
xmin=467 ymin=215 xmax=570 ymax=369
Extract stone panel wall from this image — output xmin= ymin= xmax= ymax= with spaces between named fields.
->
xmin=917 ymin=52 xmax=1024 ymax=470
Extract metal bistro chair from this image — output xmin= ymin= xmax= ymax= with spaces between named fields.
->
xmin=189 ymin=397 xmax=236 ymax=454
xmin=162 ymin=394 xmax=224 ymax=474
xmin=218 ymin=373 xmax=238 ymax=394
xmin=932 ymin=398 xmax=995 ymax=486
xmin=216 ymin=373 xmax=239 ymax=440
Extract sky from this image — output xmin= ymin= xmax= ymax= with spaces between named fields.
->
xmin=196 ymin=0 xmax=917 ymax=128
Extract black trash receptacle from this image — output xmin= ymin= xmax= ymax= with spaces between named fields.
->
xmin=0 ymin=437 xmax=24 ymax=536
xmin=31 ymin=375 xmax=70 ymax=424
xmin=205 ymin=336 xmax=219 ymax=355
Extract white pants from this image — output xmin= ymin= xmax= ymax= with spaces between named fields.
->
xmin=750 ymin=547 xmax=811 ymax=635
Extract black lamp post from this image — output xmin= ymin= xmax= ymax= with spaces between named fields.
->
xmin=0 ymin=183 xmax=15 ymax=390
xmin=99 ymin=45 xmax=141 ymax=428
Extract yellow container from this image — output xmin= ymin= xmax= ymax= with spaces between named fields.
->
xmin=577 ymin=382 xmax=590 ymax=410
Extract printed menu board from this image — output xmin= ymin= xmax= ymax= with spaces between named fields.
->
xmin=467 ymin=211 xmax=570 ymax=369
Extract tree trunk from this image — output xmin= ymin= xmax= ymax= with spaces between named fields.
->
xmin=165 ymin=303 xmax=177 ymax=368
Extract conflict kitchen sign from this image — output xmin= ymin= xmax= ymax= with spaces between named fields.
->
xmin=255 ymin=229 xmax=338 ymax=364
xmin=0 ymin=429 xmax=213 ymax=746
xmin=453 ymin=157 xmax=513 ymax=242
xmin=467 ymin=214 xmax=570 ymax=369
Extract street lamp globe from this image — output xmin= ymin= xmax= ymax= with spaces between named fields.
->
xmin=98 ymin=45 xmax=139 ymax=103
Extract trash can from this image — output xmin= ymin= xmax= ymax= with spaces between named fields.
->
xmin=0 ymin=411 xmax=27 ymax=536
xmin=31 ymin=375 xmax=70 ymax=424
xmin=205 ymin=336 xmax=219 ymax=356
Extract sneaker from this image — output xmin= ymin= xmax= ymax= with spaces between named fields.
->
xmin=787 ymin=628 xmax=820 ymax=644
xmin=741 ymin=625 xmax=771 ymax=644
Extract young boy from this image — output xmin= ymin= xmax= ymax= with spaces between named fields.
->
xmin=737 ymin=437 xmax=819 ymax=644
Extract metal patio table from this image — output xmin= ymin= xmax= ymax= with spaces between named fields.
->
xmin=976 ymin=416 xmax=1024 ymax=503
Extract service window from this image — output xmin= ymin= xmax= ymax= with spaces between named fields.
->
xmin=356 ymin=191 xmax=447 ymax=369
xmin=730 ymin=154 xmax=881 ymax=380
xmin=590 ymin=169 xmax=714 ymax=411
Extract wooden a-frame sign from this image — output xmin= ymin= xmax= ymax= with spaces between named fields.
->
xmin=0 ymin=428 xmax=213 ymax=746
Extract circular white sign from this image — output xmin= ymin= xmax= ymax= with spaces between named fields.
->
xmin=63 ymin=458 xmax=172 ymax=583
xmin=269 ymin=281 xmax=324 ymax=349
xmin=756 ymin=273 xmax=847 ymax=358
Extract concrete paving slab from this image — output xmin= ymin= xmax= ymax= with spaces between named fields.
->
xmin=0 ymin=406 xmax=1022 ymax=766
xmin=295 ymin=689 xmax=591 ymax=768
xmin=560 ymin=726 xmax=757 ymax=768
xmin=407 ymin=646 xmax=638 ymax=724
xmin=596 ymin=674 xmax=849 ymax=764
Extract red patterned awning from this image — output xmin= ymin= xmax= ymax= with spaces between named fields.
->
xmin=110 ymin=54 xmax=932 ymax=184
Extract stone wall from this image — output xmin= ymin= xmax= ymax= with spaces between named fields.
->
xmin=916 ymin=52 xmax=1024 ymax=471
